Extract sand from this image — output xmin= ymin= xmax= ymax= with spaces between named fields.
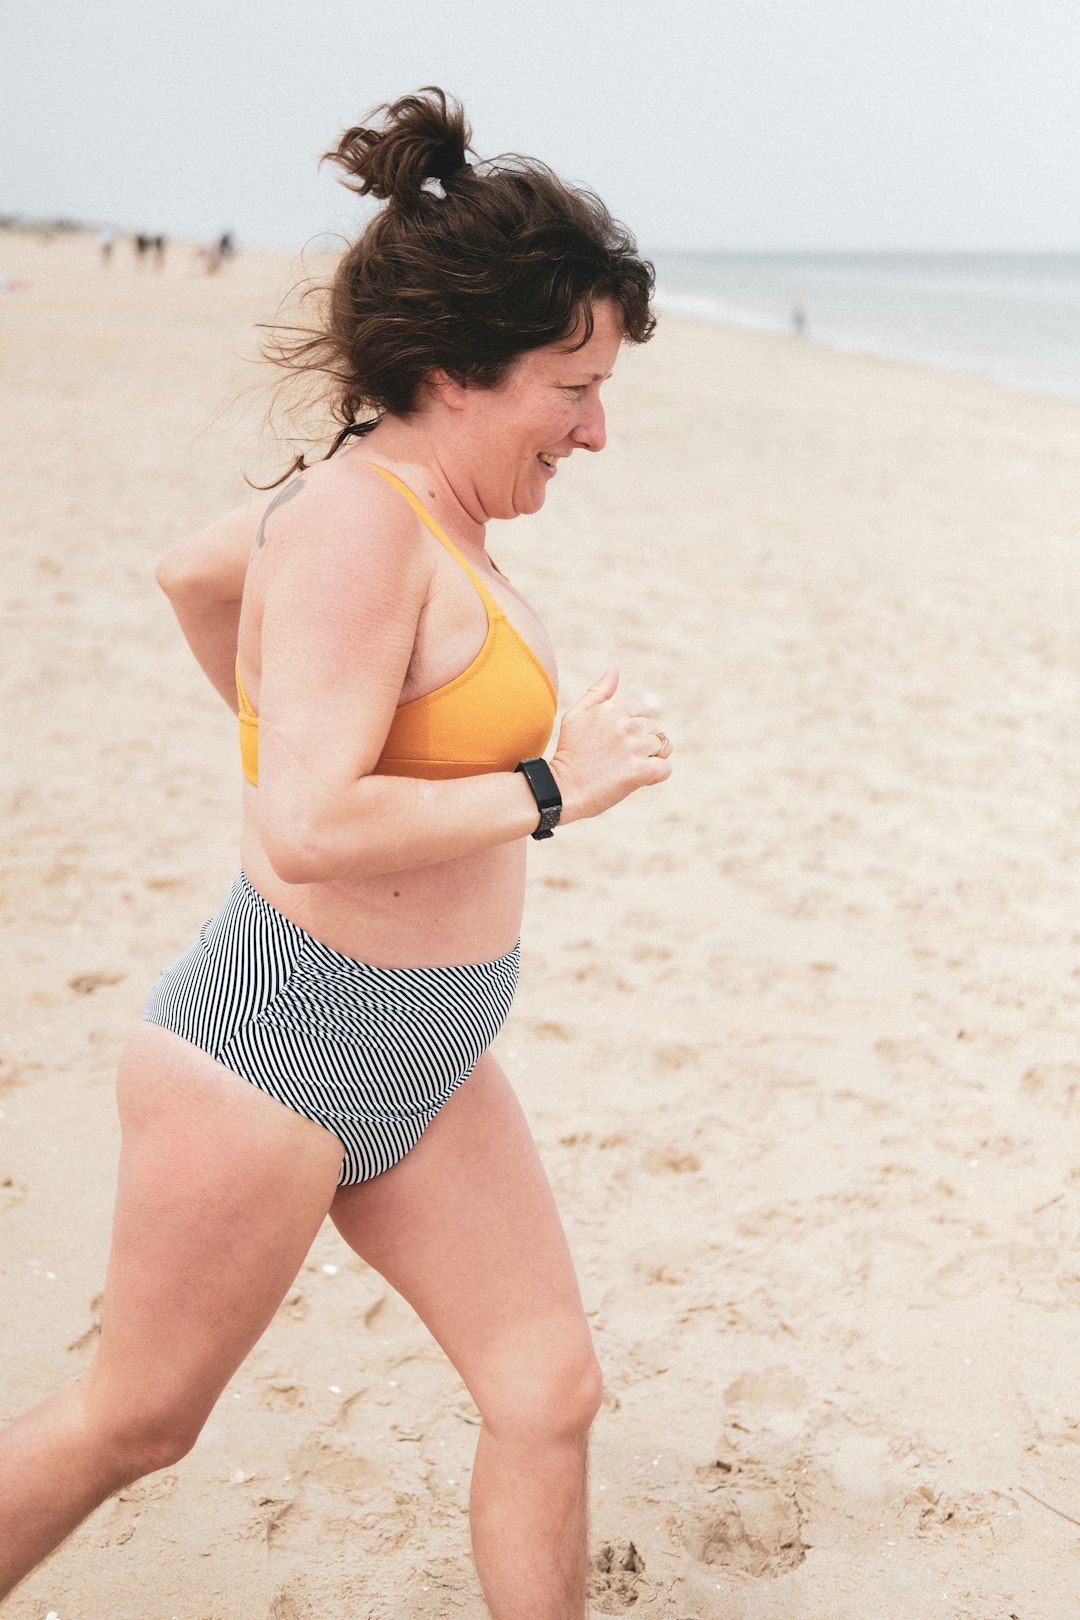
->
xmin=3 ymin=230 xmax=1080 ymax=1619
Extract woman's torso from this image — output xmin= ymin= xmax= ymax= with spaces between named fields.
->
xmin=235 ymin=451 xmax=559 ymax=969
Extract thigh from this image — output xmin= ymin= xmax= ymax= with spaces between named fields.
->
xmin=329 ymin=1051 xmax=593 ymax=1402
xmin=85 ymin=1021 xmax=344 ymax=1423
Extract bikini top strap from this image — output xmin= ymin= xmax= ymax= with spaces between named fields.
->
xmin=235 ymin=465 xmax=501 ymax=722
xmin=361 ymin=462 xmax=502 ymax=616
xmin=235 ymin=655 xmax=255 ymax=716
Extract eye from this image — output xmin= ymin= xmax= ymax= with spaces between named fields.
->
xmin=561 ymin=384 xmax=587 ymax=398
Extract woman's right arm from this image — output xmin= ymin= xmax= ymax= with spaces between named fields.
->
xmin=155 ymin=503 xmax=258 ymax=706
xmin=252 ymin=471 xmax=670 ymax=884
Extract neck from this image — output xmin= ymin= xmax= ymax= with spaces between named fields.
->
xmin=346 ymin=413 xmax=491 ymax=543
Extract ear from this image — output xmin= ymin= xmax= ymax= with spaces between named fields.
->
xmin=427 ymin=368 xmax=470 ymax=411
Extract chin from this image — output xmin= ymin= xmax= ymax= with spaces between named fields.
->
xmin=515 ymin=486 xmax=547 ymax=517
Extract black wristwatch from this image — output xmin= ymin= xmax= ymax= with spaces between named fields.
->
xmin=515 ymin=757 xmax=562 ymax=840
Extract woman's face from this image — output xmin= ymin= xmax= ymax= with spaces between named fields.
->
xmin=461 ymin=298 xmax=624 ymax=520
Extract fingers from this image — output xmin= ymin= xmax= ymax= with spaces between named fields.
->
xmin=626 ymin=715 xmax=674 ymax=759
xmin=577 ymin=666 xmax=620 ymax=708
xmin=643 ymin=751 xmax=675 ymax=787
xmin=622 ymin=687 xmax=660 ymax=721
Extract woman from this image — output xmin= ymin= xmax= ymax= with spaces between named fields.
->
xmin=0 ymin=88 xmax=672 ymax=1619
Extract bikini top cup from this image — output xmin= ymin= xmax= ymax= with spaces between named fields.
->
xmin=236 ymin=464 xmax=558 ymax=786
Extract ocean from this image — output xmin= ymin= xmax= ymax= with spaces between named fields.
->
xmin=650 ymin=252 xmax=1080 ymax=405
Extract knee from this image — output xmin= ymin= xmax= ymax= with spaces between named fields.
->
xmin=476 ymin=1325 xmax=603 ymax=1448
xmin=85 ymin=1386 xmax=211 ymax=1481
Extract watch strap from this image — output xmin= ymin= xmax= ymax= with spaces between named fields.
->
xmin=515 ymin=757 xmax=562 ymax=840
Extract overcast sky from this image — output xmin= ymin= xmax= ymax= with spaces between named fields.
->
xmin=4 ymin=0 xmax=1079 ymax=254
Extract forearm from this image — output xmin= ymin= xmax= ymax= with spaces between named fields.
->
xmin=261 ymin=765 xmax=570 ymax=884
xmin=256 ymin=667 xmax=671 ymax=886
xmin=155 ymin=505 xmax=254 ymax=708
xmin=161 ymin=586 xmax=243 ymax=708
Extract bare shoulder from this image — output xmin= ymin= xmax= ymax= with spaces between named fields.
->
xmin=253 ymin=456 xmax=426 ymax=576
xmin=256 ymin=456 xmax=434 ymax=665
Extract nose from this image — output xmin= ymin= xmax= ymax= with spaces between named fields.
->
xmin=572 ymin=395 xmax=606 ymax=454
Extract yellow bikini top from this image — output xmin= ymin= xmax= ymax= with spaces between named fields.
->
xmin=236 ymin=463 xmax=558 ymax=785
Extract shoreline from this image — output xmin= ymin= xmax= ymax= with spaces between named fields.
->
xmin=656 ymin=291 xmax=1080 ymax=409
xmin=651 ymin=250 xmax=1080 ymax=408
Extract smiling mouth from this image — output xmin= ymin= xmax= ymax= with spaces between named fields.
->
xmin=538 ymin=453 xmax=558 ymax=468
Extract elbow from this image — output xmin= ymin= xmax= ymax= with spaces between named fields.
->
xmin=155 ymin=547 xmax=195 ymax=603
xmin=259 ymin=791 xmax=355 ymax=886
xmin=155 ymin=544 xmax=240 ymax=608
xmin=261 ymin=819 xmax=332 ymax=886
xmin=258 ymin=776 xmax=391 ymax=885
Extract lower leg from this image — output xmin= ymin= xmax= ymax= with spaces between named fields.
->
xmin=0 ymin=1383 xmax=142 ymax=1599
xmin=469 ymin=1424 xmax=591 ymax=1620
xmin=330 ymin=1059 xmax=602 ymax=1618
xmin=0 ymin=1024 xmax=343 ymax=1601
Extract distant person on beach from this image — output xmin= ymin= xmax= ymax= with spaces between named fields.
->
xmin=0 ymin=88 xmax=671 ymax=1619
xmin=792 ymin=289 xmax=807 ymax=337
xmin=196 ymin=231 xmax=235 ymax=273
xmin=97 ymin=227 xmax=115 ymax=265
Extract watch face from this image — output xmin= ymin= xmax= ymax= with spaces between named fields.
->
xmin=517 ymin=758 xmax=562 ymax=838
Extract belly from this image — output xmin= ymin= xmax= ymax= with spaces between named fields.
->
xmin=238 ymin=817 xmax=528 ymax=969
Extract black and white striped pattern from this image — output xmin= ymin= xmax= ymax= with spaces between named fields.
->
xmin=144 ymin=873 xmax=520 ymax=1184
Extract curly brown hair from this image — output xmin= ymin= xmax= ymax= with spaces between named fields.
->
xmin=259 ymin=87 xmax=655 ymax=485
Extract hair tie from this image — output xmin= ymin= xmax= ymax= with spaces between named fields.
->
xmin=441 ymin=158 xmax=473 ymax=189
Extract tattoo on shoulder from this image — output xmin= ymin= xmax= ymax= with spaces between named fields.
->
xmin=256 ymin=476 xmax=306 ymax=548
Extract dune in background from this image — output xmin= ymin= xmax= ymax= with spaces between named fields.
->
xmin=3 ymin=231 xmax=1080 ymax=1618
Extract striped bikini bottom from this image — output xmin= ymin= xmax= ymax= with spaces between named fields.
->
xmin=143 ymin=872 xmax=520 ymax=1185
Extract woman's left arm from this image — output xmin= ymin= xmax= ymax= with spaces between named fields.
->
xmin=155 ymin=504 xmax=259 ymax=706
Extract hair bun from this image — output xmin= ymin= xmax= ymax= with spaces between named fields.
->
xmin=325 ymin=86 xmax=472 ymax=206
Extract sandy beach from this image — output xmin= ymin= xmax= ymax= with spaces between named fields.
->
xmin=3 ymin=230 xmax=1080 ymax=1619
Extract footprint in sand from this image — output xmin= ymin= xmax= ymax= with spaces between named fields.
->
xmin=902 ymin=1483 xmax=1020 ymax=1540
xmin=242 ymin=1491 xmax=300 ymax=1547
xmin=258 ymin=1379 xmax=305 ymax=1412
xmin=587 ymin=1539 xmax=647 ymax=1612
xmin=724 ymin=1368 xmax=809 ymax=1410
xmin=683 ymin=1487 xmax=806 ymax=1579
xmin=289 ymin=1437 xmax=377 ymax=1490
xmin=268 ymin=1587 xmax=305 ymax=1620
